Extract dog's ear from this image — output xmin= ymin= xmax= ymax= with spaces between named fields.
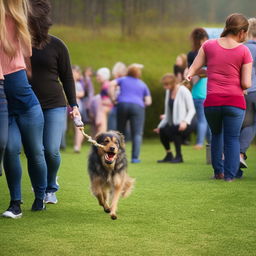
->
xmin=95 ymin=133 xmax=104 ymax=144
xmin=115 ymin=131 xmax=125 ymax=149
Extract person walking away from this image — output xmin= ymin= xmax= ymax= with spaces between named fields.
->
xmin=186 ymin=13 xmax=252 ymax=182
xmin=109 ymin=64 xmax=152 ymax=163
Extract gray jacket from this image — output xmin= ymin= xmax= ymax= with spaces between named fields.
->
xmin=158 ymin=85 xmax=195 ymax=128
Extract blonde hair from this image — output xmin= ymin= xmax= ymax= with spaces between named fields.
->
xmin=112 ymin=62 xmax=127 ymax=78
xmin=248 ymin=18 xmax=256 ymax=38
xmin=0 ymin=0 xmax=31 ymax=57
xmin=176 ymin=53 xmax=187 ymax=69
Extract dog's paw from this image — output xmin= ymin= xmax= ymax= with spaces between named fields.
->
xmin=110 ymin=214 xmax=117 ymax=220
xmin=104 ymin=208 xmax=111 ymax=213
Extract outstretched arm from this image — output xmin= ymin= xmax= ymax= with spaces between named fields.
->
xmin=186 ymin=46 xmax=206 ymax=81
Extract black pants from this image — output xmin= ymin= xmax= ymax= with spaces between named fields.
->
xmin=159 ymin=123 xmax=191 ymax=157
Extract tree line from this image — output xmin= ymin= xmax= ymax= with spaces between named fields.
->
xmin=49 ymin=0 xmax=256 ymax=36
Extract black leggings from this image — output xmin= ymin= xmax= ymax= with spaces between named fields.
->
xmin=159 ymin=124 xmax=191 ymax=157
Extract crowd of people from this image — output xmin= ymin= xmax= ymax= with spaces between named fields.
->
xmin=0 ymin=0 xmax=255 ymax=219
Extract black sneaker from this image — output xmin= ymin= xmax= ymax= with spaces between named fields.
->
xmin=2 ymin=200 xmax=22 ymax=219
xmin=31 ymin=198 xmax=46 ymax=211
xmin=157 ymin=152 xmax=173 ymax=163
xmin=170 ymin=156 xmax=183 ymax=163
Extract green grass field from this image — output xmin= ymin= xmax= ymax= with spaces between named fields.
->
xmin=1 ymin=140 xmax=256 ymax=256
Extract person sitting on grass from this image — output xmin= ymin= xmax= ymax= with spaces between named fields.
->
xmin=154 ymin=73 xmax=195 ymax=163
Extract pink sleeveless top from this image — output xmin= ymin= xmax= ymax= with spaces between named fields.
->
xmin=0 ymin=15 xmax=31 ymax=79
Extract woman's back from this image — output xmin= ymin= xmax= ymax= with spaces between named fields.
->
xmin=116 ymin=76 xmax=150 ymax=107
xmin=203 ymin=39 xmax=252 ymax=109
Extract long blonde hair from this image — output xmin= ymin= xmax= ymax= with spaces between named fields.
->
xmin=0 ymin=0 xmax=31 ymax=57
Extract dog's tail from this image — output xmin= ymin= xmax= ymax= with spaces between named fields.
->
xmin=122 ymin=174 xmax=135 ymax=198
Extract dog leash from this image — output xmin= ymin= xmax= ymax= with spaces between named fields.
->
xmin=73 ymin=116 xmax=104 ymax=148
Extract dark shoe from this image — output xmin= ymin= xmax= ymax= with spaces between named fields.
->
xmin=170 ymin=156 xmax=183 ymax=163
xmin=212 ymin=173 xmax=224 ymax=180
xmin=2 ymin=200 xmax=22 ymax=219
xmin=236 ymin=169 xmax=244 ymax=179
xmin=31 ymin=198 xmax=46 ymax=211
xmin=157 ymin=152 xmax=173 ymax=163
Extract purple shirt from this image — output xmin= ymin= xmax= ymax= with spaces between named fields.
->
xmin=116 ymin=76 xmax=151 ymax=108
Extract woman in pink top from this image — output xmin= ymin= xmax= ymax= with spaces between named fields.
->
xmin=0 ymin=0 xmax=48 ymax=218
xmin=186 ymin=13 xmax=253 ymax=182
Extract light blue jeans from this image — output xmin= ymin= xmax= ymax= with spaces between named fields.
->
xmin=205 ymin=106 xmax=245 ymax=179
xmin=43 ymin=107 xmax=67 ymax=193
xmin=194 ymin=99 xmax=211 ymax=145
xmin=0 ymin=81 xmax=8 ymax=175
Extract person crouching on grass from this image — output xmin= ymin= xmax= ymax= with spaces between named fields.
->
xmin=154 ymin=74 xmax=195 ymax=163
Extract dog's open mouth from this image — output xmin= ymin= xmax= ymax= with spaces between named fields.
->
xmin=104 ymin=152 xmax=116 ymax=164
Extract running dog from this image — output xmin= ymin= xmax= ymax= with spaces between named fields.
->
xmin=88 ymin=131 xmax=135 ymax=220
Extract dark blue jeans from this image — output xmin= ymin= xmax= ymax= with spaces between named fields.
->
xmin=117 ymin=102 xmax=145 ymax=160
xmin=0 ymin=81 xmax=8 ymax=175
xmin=205 ymin=106 xmax=245 ymax=179
xmin=43 ymin=107 xmax=67 ymax=193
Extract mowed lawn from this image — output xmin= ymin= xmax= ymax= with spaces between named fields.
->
xmin=0 ymin=140 xmax=256 ymax=256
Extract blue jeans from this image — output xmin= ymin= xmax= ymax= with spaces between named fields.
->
xmin=205 ymin=106 xmax=245 ymax=179
xmin=194 ymin=99 xmax=211 ymax=145
xmin=4 ymin=105 xmax=47 ymax=201
xmin=43 ymin=107 xmax=67 ymax=193
xmin=108 ymin=106 xmax=117 ymax=130
xmin=0 ymin=81 xmax=8 ymax=175
xmin=117 ymin=102 xmax=145 ymax=160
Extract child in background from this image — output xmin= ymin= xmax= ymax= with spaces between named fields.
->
xmin=72 ymin=65 xmax=85 ymax=152
xmin=96 ymin=67 xmax=113 ymax=133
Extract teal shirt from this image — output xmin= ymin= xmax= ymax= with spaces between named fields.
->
xmin=191 ymin=77 xmax=207 ymax=99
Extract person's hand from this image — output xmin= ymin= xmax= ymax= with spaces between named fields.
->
xmin=185 ymin=74 xmax=192 ymax=82
xmin=153 ymin=128 xmax=160 ymax=134
xmin=179 ymin=121 xmax=187 ymax=131
xmin=160 ymin=114 xmax=165 ymax=120
xmin=70 ymin=106 xmax=81 ymax=119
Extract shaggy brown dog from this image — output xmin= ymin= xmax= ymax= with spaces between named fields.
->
xmin=88 ymin=131 xmax=135 ymax=220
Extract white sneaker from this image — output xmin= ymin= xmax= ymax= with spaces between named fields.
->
xmin=240 ymin=155 xmax=248 ymax=168
xmin=44 ymin=192 xmax=58 ymax=204
xmin=2 ymin=201 xmax=22 ymax=219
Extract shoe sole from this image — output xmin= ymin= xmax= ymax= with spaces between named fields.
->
xmin=2 ymin=211 xmax=22 ymax=219
xmin=44 ymin=201 xmax=57 ymax=204
xmin=240 ymin=161 xmax=248 ymax=168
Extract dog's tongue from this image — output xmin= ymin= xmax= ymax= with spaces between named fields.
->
xmin=105 ymin=153 xmax=115 ymax=161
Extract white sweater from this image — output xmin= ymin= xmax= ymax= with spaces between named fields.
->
xmin=158 ymin=85 xmax=195 ymax=128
